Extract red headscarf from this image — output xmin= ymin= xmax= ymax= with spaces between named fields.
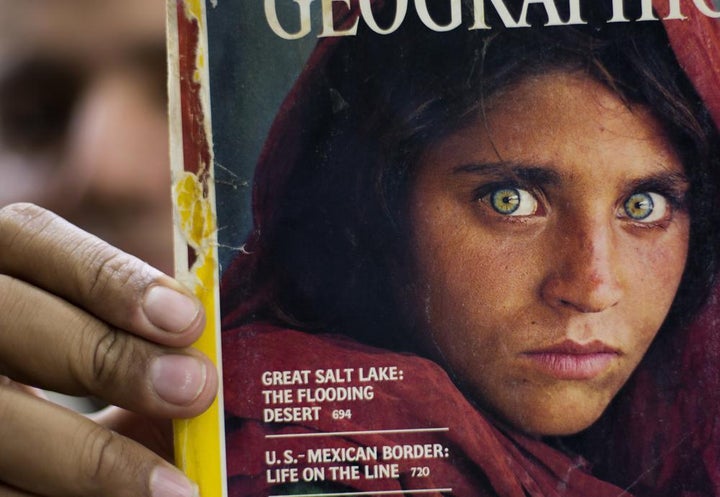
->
xmin=220 ymin=2 xmax=720 ymax=496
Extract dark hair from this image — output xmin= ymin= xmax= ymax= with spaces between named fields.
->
xmin=241 ymin=0 xmax=720 ymax=351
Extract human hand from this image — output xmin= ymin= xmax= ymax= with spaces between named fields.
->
xmin=0 ymin=203 xmax=217 ymax=497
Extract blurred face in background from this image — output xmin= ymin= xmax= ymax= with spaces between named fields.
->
xmin=0 ymin=0 xmax=172 ymax=273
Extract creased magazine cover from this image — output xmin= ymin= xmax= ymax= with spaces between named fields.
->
xmin=167 ymin=1 xmax=720 ymax=496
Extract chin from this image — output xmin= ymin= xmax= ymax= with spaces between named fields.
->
xmin=482 ymin=385 xmax=615 ymax=437
xmin=521 ymin=413 xmax=603 ymax=437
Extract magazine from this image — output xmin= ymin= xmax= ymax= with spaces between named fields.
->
xmin=167 ymin=1 xmax=720 ymax=496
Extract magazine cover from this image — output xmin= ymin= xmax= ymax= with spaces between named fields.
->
xmin=167 ymin=1 xmax=720 ymax=496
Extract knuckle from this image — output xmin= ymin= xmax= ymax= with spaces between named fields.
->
xmin=92 ymin=328 xmax=123 ymax=385
xmin=77 ymin=426 xmax=125 ymax=490
xmin=78 ymin=242 xmax=158 ymax=312
xmin=71 ymin=320 xmax=143 ymax=394
xmin=85 ymin=248 xmax=137 ymax=296
xmin=88 ymin=327 xmax=134 ymax=388
xmin=70 ymin=314 xmax=159 ymax=404
xmin=76 ymin=425 xmax=153 ymax=497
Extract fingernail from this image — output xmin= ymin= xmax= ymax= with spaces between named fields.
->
xmin=143 ymin=285 xmax=201 ymax=333
xmin=150 ymin=355 xmax=207 ymax=405
xmin=150 ymin=466 xmax=198 ymax=497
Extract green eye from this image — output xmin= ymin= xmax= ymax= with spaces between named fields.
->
xmin=623 ymin=192 xmax=668 ymax=223
xmin=489 ymin=187 xmax=538 ymax=216
xmin=624 ymin=192 xmax=654 ymax=220
xmin=491 ymin=188 xmax=520 ymax=214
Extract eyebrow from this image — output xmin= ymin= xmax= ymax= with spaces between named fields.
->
xmin=452 ymin=163 xmax=562 ymax=187
xmin=453 ymin=162 xmax=690 ymax=195
xmin=624 ymin=171 xmax=689 ymax=194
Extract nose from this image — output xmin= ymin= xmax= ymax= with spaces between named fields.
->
xmin=65 ymin=71 xmax=170 ymax=202
xmin=541 ymin=216 xmax=623 ymax=313
xmin=59 ymin=70 xmax=174 ymax=273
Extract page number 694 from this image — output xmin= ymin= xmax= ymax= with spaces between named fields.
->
xmin=331 ymin=409 xmax=352 ymax=420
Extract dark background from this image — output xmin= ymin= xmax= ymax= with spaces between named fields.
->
xmin=206 ymin=0 xmax=317 ymax=272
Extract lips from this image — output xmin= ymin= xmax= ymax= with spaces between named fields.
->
xmin=522 ymin=340 xmax=621 ymax=380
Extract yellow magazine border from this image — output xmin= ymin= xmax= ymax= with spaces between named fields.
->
xmin=167 ymin=1 xmax=226 ymax=496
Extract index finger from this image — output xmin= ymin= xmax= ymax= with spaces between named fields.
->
xmin=0 ymin=203 xmax=203 ymax=347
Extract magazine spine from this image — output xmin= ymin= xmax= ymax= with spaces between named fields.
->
xmin=167 ymin=1 xmax=226 ymax=496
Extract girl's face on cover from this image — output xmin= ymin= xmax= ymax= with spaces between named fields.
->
xmin=408 ymin=72 xmax=690 ymax=436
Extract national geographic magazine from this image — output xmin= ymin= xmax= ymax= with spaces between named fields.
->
xmin=167 ymin=1 xmax=720 ymax=496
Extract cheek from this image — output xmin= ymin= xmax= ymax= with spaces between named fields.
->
xmin=409 ymin=201 xmax=543 ymax=353
xmin=628 ymin=224 xmax=688 ymax=310
xmin=620 ymin=223 xmax=689 ymax=355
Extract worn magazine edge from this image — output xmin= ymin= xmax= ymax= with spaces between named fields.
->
xmin=167 ymin=1 xmax=227 ymax=496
